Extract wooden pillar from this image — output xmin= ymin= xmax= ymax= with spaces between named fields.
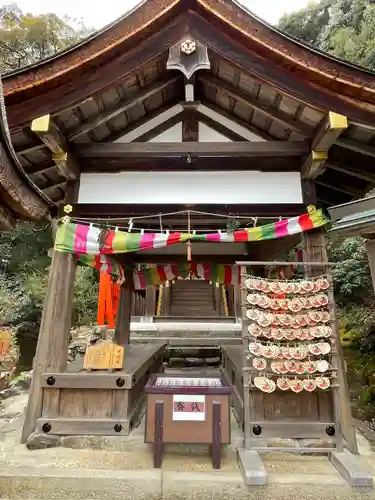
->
xmin=114 ymin=268 xmax=133 ymax=345
xmin=227 ymin=285 xmax=234 ymax=316
xmin=161 ymin=281 xmax=170 ymax=316
xmin=22 ymin=250 xmax=77 ymax=442
xmin=145 ymin=285 xmax=156 ymax=318
xmin=302 ymin=229 xmax=358 ymax=454
xmin=214 ymin=282 xmax=221 ymax=316
xmin=233 ymin=283 xmax=242 ymax=320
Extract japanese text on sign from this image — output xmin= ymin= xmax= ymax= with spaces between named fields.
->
xmin=172 ymin=394 xmax=206 ymax=421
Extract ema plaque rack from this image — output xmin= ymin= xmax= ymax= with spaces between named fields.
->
xmin=240 ymin=265 xmax=344 ymax=453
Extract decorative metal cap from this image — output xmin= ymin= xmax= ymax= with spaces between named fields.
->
xmin=167 ymin=37 xmax=210 ymax=80
xmin=180 ymin=40 xmax=196 ymax=55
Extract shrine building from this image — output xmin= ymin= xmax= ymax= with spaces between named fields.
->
xmin=1 ymin=0 xmax=375 ymax=487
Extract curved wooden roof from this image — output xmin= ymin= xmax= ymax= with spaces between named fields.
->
xmin=4 ymin=0 xmax=375 ymax=126
xmin=2 ymin=0 xmax=375 ymax=224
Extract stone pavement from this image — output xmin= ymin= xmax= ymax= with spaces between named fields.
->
xmin=1 ymin=393 xmax=375 ymax=499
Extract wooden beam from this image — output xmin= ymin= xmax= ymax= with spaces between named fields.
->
xmin=31 ymin=115 xmax=79 ymax=180
xmin=196 ymin=111 xmax=247 ymax=142
xmin=80 ymin=155 xmax=301 ymax=172
xmin=316 ymin=180 xmax=361 ymax=198
xmin=200 ymin=101 xmax=274 ymax=141
xmin=68 ymin=76 xmax=181 ymax=141
xmin=59 ymin=202 xmax=306 ymax=220
xmin=134 ymin=255 xmax=248 ymax=265
xmin=199 ymin=74 xmax=312 ymax=137
xmin=327 ymin=161 xmax=375 ymax=184
xmin=75 ymin=141 xmax=308 ymax=159
xmin=336 ymin=137 xmax=375 ymax=158
xmin=301 ymin=112 xmax=348 ymax=179
xmin=104 ymin=104 xmax=182 ymax=143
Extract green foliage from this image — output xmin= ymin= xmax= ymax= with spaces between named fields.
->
xmin=279 ymin=0 xmax=375 ymax=70
xmin=0 ymin=3 xmax=92 ymax=71
xmin=327 ymin=237 xmax=372 ymax=302
xmin=0 ymin=222 xmax=98 ymax=371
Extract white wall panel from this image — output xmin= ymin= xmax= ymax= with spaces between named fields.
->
xmin=149 ymin=123 xmax=182 ymax=142
xmin=198 ymin=123 xmax=231 ymax=142
xmin=78 ymin=171 xmax=302 ymax=205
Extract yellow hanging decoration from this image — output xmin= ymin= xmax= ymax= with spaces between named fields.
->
xmin=64 ymin=204 xmax=73 ymax=214
xmin=187 ymin=210 xmax=192 ymax=262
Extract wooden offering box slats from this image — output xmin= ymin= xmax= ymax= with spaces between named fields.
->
xmin=37 ymin=344 xmax=165 ymax=436
xmin=145 ymin=374 xmax=232 ymax=469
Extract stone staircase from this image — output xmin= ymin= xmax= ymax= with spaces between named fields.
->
xmin=169 ymin=280 xmax=217 ymax=317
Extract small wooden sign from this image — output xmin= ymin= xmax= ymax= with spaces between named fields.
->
xmin=83 ymin=342 xmax=124 ymax=371
xmin=0 ymin=330 xmax=12 ymax=360
xmin=172 ymin=394 xmax=206 ymax=421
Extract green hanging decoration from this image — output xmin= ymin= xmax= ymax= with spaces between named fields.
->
xmin=226 ymin=216 xmax=242 ymax=233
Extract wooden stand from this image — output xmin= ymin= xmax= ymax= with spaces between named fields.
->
xmin=37 ymin=344 xmax=164 ymax=436
xmin=144 ymin=374 xmax=231 ymax=469
xmin=239 ymin=262 xmax=344 ymax=453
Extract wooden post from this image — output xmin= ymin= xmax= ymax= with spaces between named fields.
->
xmin=233 ymin=283 xmax=242 ymax=320
xmin=302 ymin=229 xmax=358 ymax=454
xmin=161 ymin=281 xmax=170 ymax=316
xmin=212 ymin=401 xmax=222 ymax=469
xmin=114 ymin=267 xmax=133 ymax=345
xmin=21 ymin=251 xmax=77 ymax=442
xmin=154 ymin=400 xmax=164 ymax=468
xmin=215 ymin=282 xmax=221 ymax=316
xmin=227 ymin=284 xmax=234 ymax=316
xmin=145 ymin=285 xmax=156 ymax=318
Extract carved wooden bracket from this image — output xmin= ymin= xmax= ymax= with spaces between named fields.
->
xmin=167 ymin=37 xmax=210 ymax=80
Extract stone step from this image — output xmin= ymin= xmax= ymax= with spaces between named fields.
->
xmin=132 ymin=330 xmax=240 ymax=338
xmin=130 ymin=336 xmax=242 ymax=345
xmin=0 ymin=463 xmax=371 ymax=500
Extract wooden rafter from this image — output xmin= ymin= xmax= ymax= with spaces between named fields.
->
xmin=199 ymin=74 xmax=312 ymax=137
xmin=75 ymin=141 xmax=308 ymax=158
xmin=67 ymin=75 xmax=181 ymax=141
xmin=16 ymin=143 xmax=45 ymax=156
xmin=301 ymin=112 xmax=348 ymax=180
xmin=42 ymin=180 xmax=67 ymax=192
xmin=316 ymin=180 xmax=361 ymax=198
xmin=31 ymin=115 xmax=79 ymax=180
xmin=27 ymin=163 xmax=56 ymax=177
xmin=327 ymin=161 xmax=375 ymax=184
xmin=336 ymin=137 xmax=375 ymax=158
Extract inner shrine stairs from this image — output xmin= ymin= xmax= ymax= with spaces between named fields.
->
xmin=169 ymin=280 xmax=217 ymax=318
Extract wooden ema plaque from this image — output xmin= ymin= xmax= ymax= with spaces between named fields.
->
xmin=83 ymin=342 xmax=124 ymax=371
xmin=0 ymin=330 xmax=12 ymax=360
